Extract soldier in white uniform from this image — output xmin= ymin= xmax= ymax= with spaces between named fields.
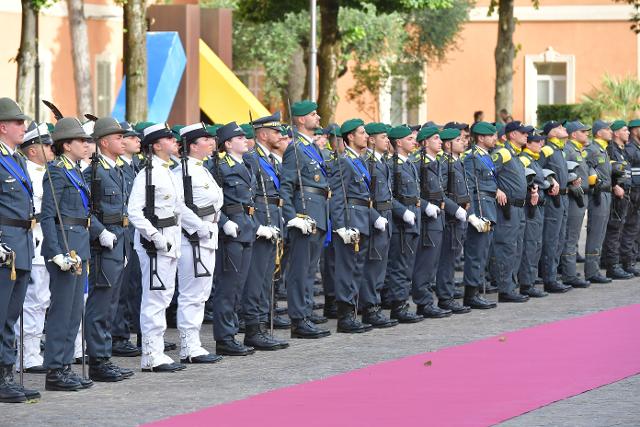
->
xmin=15 ymin=123 xmax=54 ymax=373
xmin=174 ymin=123 xmax=224 ymax=364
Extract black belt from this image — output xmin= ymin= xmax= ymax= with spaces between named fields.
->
xmin=193 ymin=204 xmax=217 ymax=218
xmin=509 ymin=199 xmax=526 ymax=207
xmin=453 ymin=195 xmax=471 ymax=206
xmin=476 ymin=190 xmax=496 ymax=198
xmin=256 ymin=196 xmax=282 ymax=207
xmin=397 ymin=195 xmax=420 ymax=207
xmin=558 ymin=188 xmax=568 ymax=195
xmin=100 ymin=213 xmax=129 ymax=226
xmin=296 ymin=185 xmax=330 ymax=199
xmin=55 ymin=216 xmax=89 ymax=228
xmin=423 ymin=191 xmax=444 ymax=200
xmin=347 ymin=198 xmax=372 ymax=208
xmin=0 ymin=216 xmax=36 ymax=230
xmin=155 ymin=215 xmax=177 ymax=228
xmin=374 ymin=200 xmax=393 ymax=211
xmin=223 ymin=204 xmax=255 ymax=216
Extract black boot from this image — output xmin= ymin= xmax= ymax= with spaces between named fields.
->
xmin=437 ymin=299 xmax=471 ymax=314
xmin=390 ymin=301 xmax=424 ymax=323
xmin=290 ymin=318 xmax=331 ymax=339
xmin=5 ymin=365 xmax=40 ymax=400
xmin=309 ymin=312 xmax=328 ymax=324
xmin=336 ymin=302 xmax=370 ymax=333
xmin=563 ymin=278 xmax=591 ymax=289
xmin=607 ymin=265 xmax=634 ymax=280
xmin=63 ymin=365 xmax=93 ymax=389
xmin=89 ymin=358 xmax=123 ymax=382
xmin=498 ymin=291 xmax=529 ymax=303
xmin=215 ymin=338 xmax=255 ymax=356
xmin=623 ymin=263 xmax=640 ymax=277
xmin=0 ymin=365 xmax=27 ymax=403
xmin=323 ymin=295 xmax=338 ymax=319
xmin=260 ymin=322 xmax=289 ymax=349
xmin=362 ymin=305 xmax=398 ymax=328
xmin=520 ymin=285 xmax=548 ymax=298
xmin=243 ymin=323 xmax=285 ymax=350
xmin=112 ymin=338 xmax=141 ymax=357
xmin=45 ymin=368 xmax=82 ymax=392
xmin=104 ymin=360 xmax=135 ymax=378
xmin=463 ymin=286 xmax=496 ymax=309
xmin=416 ymin=304 xmax=452 ymax=318
xmin=268 ymin=313 xmax=291 ymax=329
xmin=544 ymin=281 xmax=572 ymax=293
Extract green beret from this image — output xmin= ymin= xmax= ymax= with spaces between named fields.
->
xmin=417 ymin=126 xmax=439 ymax=142
xmin=628 ymin=119 xmax=640 ymax=129
xmin=206 ymin=124 xmax=222 ymax=136
xmin=340 ymin=118 xmax=364 ymax=136
xmin=314 ymin=128 xmax=325 ymax=136
xmin=610 ymin=120 xmax=627 ymax=131
xmin=280 ymin=125 xmax=290 ymax=137
xmin=439 ymin=128 xmax=461 ymax=141
xmin=134 ymin=121 xmax=155 ymax=133
xmin=388 ymin=125 xmax=412 ymax=140
xmin=171 ymin=125 xmax=185 ymax=142
xmin=471 ymin=121 xmax=496 ymax=135
xmin=240 ymin=123 xmax=255 ymax=139
xmin=364 ymin=122 xmax=387 ymax=135
xmin=291 ymin=100 xmax=318 ymax=117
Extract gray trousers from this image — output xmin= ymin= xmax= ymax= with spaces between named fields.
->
xmin=412 ymin=227 xmax=443 ymax=306
xmin=286 ymin=229 xmax=326 ymax=320
xmin=561 ymin=199 xmax=587 ymax=282
xmin=518 ymin=206 xmax=544 ymax=286
xmin=44 ymin=262 xmax=87 ymax=369
xmin=385 ymin=231 xmax=419 ymax=302
xmin=242 ymin=237 xmax=276 ymax=326
xmin=212 ymin=240 xmax=253 ymax=341
xmin=463 ymin=226 xmax=494 ymax=288
xmin=333 ymin=233 xmax=369 ymax=306
xmin=603 ymin=195 xmax=630 ymax=268
xmin=321 ymin=243 xmax=335 ymax=298
xmin=436 ymin=222 xmax=464 ymax=300
xmin=360 ymin=229 xmax=392 ymax=307
xmin=585 ymin=192 xmax=611 ymax=279
xmin=0 ymin=268 xmax=29 ymax=366
xmin=540 ymin=195 xmax=568 ymax=284
xmin=490 ymin=205 xmax=526 ymax=294
xmin=621 ymin=188 xmax=640 ymax=265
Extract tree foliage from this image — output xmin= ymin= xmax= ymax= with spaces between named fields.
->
xmin=579 ymin=74 xmax=640 ymax=121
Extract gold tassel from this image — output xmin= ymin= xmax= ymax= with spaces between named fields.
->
xmin=10 ymin=252 xmax=16 ymax=281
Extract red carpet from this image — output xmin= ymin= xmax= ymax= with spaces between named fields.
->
xmin=148 ymin=304 xmax=640 ymax=427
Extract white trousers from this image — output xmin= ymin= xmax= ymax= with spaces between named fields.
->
xmin=177 ymin=238 xmax=216 ymax=358
xmin=137 ymin=249 xmax=177 ymax=368
xmin=15 ymin=265 xmax=50 ymax=370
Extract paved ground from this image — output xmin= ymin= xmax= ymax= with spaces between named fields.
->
xmin=3 ymin=272 xmax=639 ymax=426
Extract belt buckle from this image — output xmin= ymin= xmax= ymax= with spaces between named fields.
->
xmin=368 ymin=200 xmax=373 ymax=209
xmin=87 ymin=217 xmax=91 ymax=228
xmin=122 ymin=216 xmax=129 ymax=227
xmin=248 ymin=206 xmax=255 ymax=216
xmin=29 ymin=218 xmax=36 ymax=230
xmin=416 ymin=200 xmax=421 ymax=208
xmin=278 ymin=199 xmax=283 ymax=208
xmin=327 ymin=190 xmax=332 ymax=199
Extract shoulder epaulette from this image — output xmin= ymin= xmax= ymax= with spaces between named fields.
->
xmin=492 ymin=147 xmax=512 ymax=163
xmin=98 ymin=157 xmax=111 ymax=170
xmin=519 ymin=155 xmax=531 ymax=168
xmin=540 ymin=145 xmax=554 ymax=157
xmin=0 ymin=145 xmax=8 ymax=156
xmin=115 ymin=156 xmax=125 ymax=167
xmin=136 ymin=153 xmax=145 ymax=160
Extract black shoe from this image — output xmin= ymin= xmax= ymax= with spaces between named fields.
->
xmin=1 ymin=365 xmax=36 ymax=401
xmin=453 ymin=288 xmax=464 ymax=299
xmin=23 ymin=365 xmax=48 ymax=374
xmin=216 ymin=338 xmax=255 ymax=356
xmin=482 ymin=283 xmax=499 ymax=294
xmin=623 ymin=263 xmax=640 ymax=276
xmin=275 ymin=306 xmax=287 ymax=315
xmin=238 ymin=318 xmax=246 ymax=333
xmin=362 ymin=305 xmax=398 ymax=328
xmin=563 ymin=278 xmax=591 ymax=289
xmin=142 ymin=362 xmax=186 ymax=372
xmin=180 ymin=353 xmax=223 ymax=364
xmin=89 ymin=359 xmax=124 ymax=382
xmin=438 ymin=299 xmax=471 ymax=314
xmin=269 ymin=314 xmax=291 ymax=329
xmin=74 ymin=355 xmax=88 ymax=365
xmin=587 ymin=274 xmax=612 ymax=284
xmin=463 ymin=286 xmax=497 ymax=309
xmin=417 ymin=304 xmax=452 ymax=318
xmin=291 ymin=318 xmax=331 ymax=339
xmin=498 ymin=292 xmax=529 ymax=303
xmin=112 ymin=339 xmax=142 ymax=357
xmin=520 ymin=285 xmax=548 ymax=298
xmin=104 ymin=360 xmax=135 ymax=378
xmin=164 ymin=341 xmax=177 ymax=351
xmin=390 ymin=301 xmax=424 ymax=323
xmin=323 ymin=295 xmax=338 ymax=319
xmin=259 ymin=322 xmax=290 ymax=349
xmin=544 ymin=282 xmax=572 ymax=293
xmin=336 ymin=302 xmax=370 ymax=333
xmin=203 ymin=309 xmax=214 ymax=324
xmin=607 ymin=265 xmax=634 ymax=280
xmin=9 ymin=383 xmax=40 ymax=400
xmin=244 ymin=323 xmax=286 ymax=350
xmin=63 ymin=365 xmax=93 ymax=389
xmin=313 ymin=302 xmax=325 ymax=310
xmin=309 ymin=312 xmax=328 ymax=324
xmin=45 ymin=368 xmax=82 ymax=391
xmin=0 ymin=381 xmax=26 ymax=403
xmin=534 ymin=277 xmax=544 ymax=285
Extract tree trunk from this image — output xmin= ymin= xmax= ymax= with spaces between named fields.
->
xmin=124 ymin=0 xmax=147 ymax=122
xmin=66 ymin=0 xmax=94 ymax=117
xmin=494 ymin=0 xmax=515 ymax=122
xmin=16 ymin=0 xmax=37 ymax=119
xmin=317 ymin=0 xmax=340 ymax=126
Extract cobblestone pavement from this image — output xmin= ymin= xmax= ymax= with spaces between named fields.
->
xmin=3 ymin=277 xmax=639 ymax=426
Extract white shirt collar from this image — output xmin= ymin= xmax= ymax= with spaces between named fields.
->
xmin=271 ymin=153 xmax=282 ymax=163
xmin=101 ymin=154 xmax=117 ymax=168
xmin=229 ymin=153 xmax=243 ymax=164
xmin=256 ymin=142 xmax=271 ymax=158
xmin=398 ymin=153 xmax=408 ymax=162
xmin=120 ymin=155 xmax=132 ymax=165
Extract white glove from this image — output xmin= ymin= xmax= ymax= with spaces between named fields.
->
xmin=151 ymin=232 xmax=170 ymax=252
xmin=52 ymin=253 xmax=77 ymax=271
xmin=402 ymin=209 xmax=416 ymax=226
xmin=196 ymin=223 xmax=213 ymax=240
xmin=223 ymin=220 xmax=239 ymax=238
xmin=468 ymin=214 xmax=490 ymax=233
xmin=454 ymin=207 xmax=467 ymax=222
xmin=99 ymin=229 xmax=117 ymax=250
xmin=287 ymin=217 xmax=311 ymax=235
xmin=424 ymin=202 xmax=440 ymax=219
xmin=374 ymin=216 xmax=388 ymax=231
xmin=269 ymin=226 xmax=281 ymax=240
xmin=336 ymin=227 xmax=353 ymax=244
xmin=0 ymin=243 xmax=12 ymax=265
xmin=256 ymin=225 xmax=274 ymax=240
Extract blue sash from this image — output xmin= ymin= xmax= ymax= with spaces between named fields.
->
xmin=477 ymin=153 xmax=497 ymax=184
xmin=63 ymin=167 xmax=90 ymax=214
xmin=348 ymin=156 xmax=371 ymax=189
xmin=258 ymin=155 xmax=280 ymax=189
xmin=0 ymin=154 xmax=32 ymax=198
xmin=300 ymin=141 xmax=327 ymax=177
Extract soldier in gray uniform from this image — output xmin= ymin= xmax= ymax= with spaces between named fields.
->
xmin=42 ymin=117 xmax=93 ymax=391
xmin=358 ymin=122 xmax=397 ymax=328
xmin=242 ymin=112 xmax=289 ymax=350
xmin=83 ymin=118 xmax=134 ymax=382
xmin=384 ymin=125 xmax=424 ymax=322
xmin=560 ymin=123 xmax=591 ymax=288
xmin=489 ymin=121 xmax=533 ymax=303
xmin=622 ymin=119 xmax=640 ymax=272
xmin=206 ymin=122 xmax=258 ymax=355
xmin=602 ymin=120 xmax=633 ymax=280
xmin=410 ymin=126 xmax=454 ymax=318
xmin=328 ymin=119 xmax=375 ymax=333
xmin=436 ymin=127 xmax=473 ymax=313
xmin=279 ymin=101 xmax=331 ymax=339
xmin=0 ymin=98 xmax=40 ymax=402
xmin=585 ymin=120 xmax=614 ymax=283
xmin=538 ymin=121 xmax=572 ymax=292
xmin=461 ymin=121 xmax=498 ymax=309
